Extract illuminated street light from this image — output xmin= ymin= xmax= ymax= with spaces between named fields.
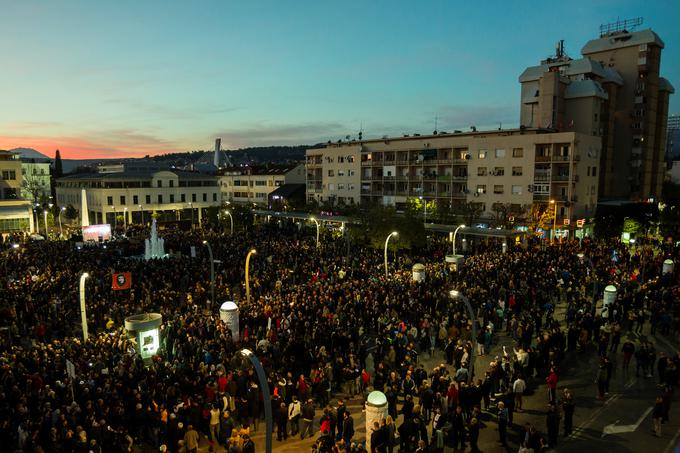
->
xmin=240 ymin=349 xmax=272 ymax=453
xmin=245 ymin=249 xmax=257 ymax=304
xmin=310 ymin=217 xmax=320 ymax=247
xmin=79 ymin=273 xmax=90 ymax=342
xmin=452 ymin=224 xmax=466 ymax=255
xmin=384 ymin=231 xmax=398 ymax=278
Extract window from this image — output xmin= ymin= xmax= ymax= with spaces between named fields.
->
xmin=512 ymin=167 xmax=523 ymax=176
xmin=512 ymin=148 xmax=524 ymax=158
xmin=255 ymin=180 xmax=266 ymax=186
xmin=107 ymin=196 xmax=113 ymax=205
xmin=476 ymin=185 xmax=486 ymax=194
xmin=348 ymin=184 xmax=356 ymax=191
xmin=191 ymin=193 xmax=197 ymax=202
xmin=478 ymin=150 xmax=487 ymax=159
xmin=512 ymin=185 xmax=522 ymax=195
xmin=202 ymin=193 xmax=207 ymax=202
xmin=477 ymin=167 xmax=487 ymax=176
xmin=181 ymin=193 xmax=186 ymax=202
xmin=133 ymin=195 xmax=138 ymax=205
xmin=146 ymin=195 xmax=151 ymax=204
xmin=157 ymin=180 xmax=163 ymax=188
xmin=348 ymin=170 xmax=355 ymax=176
xmin=328 ymin=170 xmax=334 ymax=177
xmin=169 ymin=180 xmax=174 ymax=188
xmin=1 ymin=170 xmax=16 ymax=180
xmin=494 ymin=167 xmax=505 ymax=176
xmin=120 ymin=196 xmax=126 ymax=205
xmin=347 ymin=156 xmax=355 ymax=163
xmin=338 ymin=170 xmax=345 ymax=177
xmin=592 ymin=167 xmax=597 ymax=177
xmin=168 ymin=194 xmax=174 ymax=203
xmin=158 ymin=194 xmax=163 ymax=204
xmin=338 ymin=183 xmax=345 ymax=190
xmin=495 ymin=149 xmax=506 ymax=158
xmin=493 ymin=185 xmax=504 ymax=194
xmin=338 ymin=156 xmax=344 ymax=163
xmin=328 ymin=183 xmax=335 ymax=191
xmin=213 ymin=193 xmax=217 ymax=202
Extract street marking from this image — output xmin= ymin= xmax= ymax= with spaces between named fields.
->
xmin=601 ymin=406 xmax=652 ymax=437
xmin=663 ymin=426 xmax=680 ymax=453
xmin=569 ymin=393 xmax=622 ymax=440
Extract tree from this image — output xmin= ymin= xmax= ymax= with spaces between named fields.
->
xmin=455 ymin=202 xmax=483 ymax=226
xmin=53 ymin=149 xmax=63 ymax=178
xmin=231 ymin=204 xmax=254 ymax=231
xmin=21 ymin=172 xmax=47 ymax=202
xmin=526 ymin=204 xmax=553 ymax=235
xmin=64 ymin=204 xmax=78 ymax=223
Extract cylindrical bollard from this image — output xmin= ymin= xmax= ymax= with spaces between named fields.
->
xmin=365 ymin=391 xmax=388 ymax=453
xmin=663 ymin=259 xmax=674 ymax=275
xmin=412 ymin=263 xmax=426 ymax=282
xmin=602 ymin=285 xmax=617 ymax=319
xmin=219 ymin=301 xmax=240 ymax=342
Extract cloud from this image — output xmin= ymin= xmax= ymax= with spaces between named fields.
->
xmin=5 ymin=121 xmax=63 ymax=130
xmin=214 ymin=122 xmax=349 ymax=147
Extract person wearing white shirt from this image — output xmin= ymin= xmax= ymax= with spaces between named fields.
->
xmin=513 ymin=376 xmax=527 ymax=411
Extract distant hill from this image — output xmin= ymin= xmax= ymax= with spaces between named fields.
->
xmin=9 ymin=147 xmax=51 ymax=160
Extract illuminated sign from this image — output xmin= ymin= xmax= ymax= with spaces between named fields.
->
xmin=138 ymin=328 xmax=160 ymax=359
xmin=576 ymin=219 xmax=585 ymax=228
xmin=563 ymin=218 xmax=570 ymax=226
xmin=82 ymin=224 xmax=112 ymax=242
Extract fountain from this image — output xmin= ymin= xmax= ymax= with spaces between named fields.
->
xmin=144 ymin=219 xmax=166 ymax=260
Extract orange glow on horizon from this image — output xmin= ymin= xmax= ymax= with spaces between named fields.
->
xmin=0 ymin=134 xmax=181 ymax=160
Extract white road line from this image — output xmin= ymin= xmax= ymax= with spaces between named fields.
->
xmin=663 ymin=426 xmax=680 ymax=453
xmin=568 ymin=393 xmax=622 ymax=440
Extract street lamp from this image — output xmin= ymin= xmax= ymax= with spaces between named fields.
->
xmin=310 ymin=217 xmax=320 ymax=247
xmin=549 ymin=199 xmax=557 ymax=243
xmin=79 ymin=273 xmax=90 ymax=342
xmin=240 ymin=349 xmax=273 ymax=453
xmin=419 ymin=196 xmax=427 ymax=223
xmin=190 ymin=202 xmax=194 ymax=228
xmin=224 ymin=210 xmax=234 ymax=235
xmin=384 ymin=231 xmax=398 ymax=278
xmin=123 ymin=207 xmax=128 ymax=234
xmin=43 ymin=210 xmax=48 ymax=237
xmin=203 ymin=240 xmax=215 ymax=304
xmin=59 ymin=207 xmax=65 ymax=238
xmin=111 ymin=206 xmax=117 ymax=230
xmin=452 ymin=224 xmax=466 ymax=255
xmin=577 ymin=253 xmax=598 ymax=316
xmin=138 ymin=204 xmax=143 ymax=225
xmin=245 ymin=249 xmax=257 ymax=304
xmin=449 ymin=289 xmax=477 ymax=383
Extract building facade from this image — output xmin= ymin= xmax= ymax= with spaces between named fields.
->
xmin=219 ymin=164 xmax=305 ymax=205
xmin=520 ymin=29 xmax=674 ymax=201
xmin=307 ymin=129 xmax=601 ymax=224
xmin=0 ymin=150 xmax=35 ymax=234
xmin=20 ymin=158 xmax=52 ymax=202
xmin=55 ymin=168 xmax=220 ymax=225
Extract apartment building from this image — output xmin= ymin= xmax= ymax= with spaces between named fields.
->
xmin=520 ymin=28 xmax=674 ymax=201
xmin=306 ymin=144 xmax=361 ymax=205
xmin=0 ymin=150 xmax=35 ymax=233
xmin=219 ymin=164 xmax=305 ymax=205
xmin=55 ymin=168 xmax=220 ymax=225
xmin=307 ymin=128 xmax=600 ymax=222
xmin=20 ymin=157 xmax=51 ymax=202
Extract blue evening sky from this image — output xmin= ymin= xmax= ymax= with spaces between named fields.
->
xmin=1 ymin=0 xmax=678 ymax=158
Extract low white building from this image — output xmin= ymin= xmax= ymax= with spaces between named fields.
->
xmin=219 ymin=164 xmax=305 ymax=206
xmin=55 ymin=168 xmax=220 ymax=225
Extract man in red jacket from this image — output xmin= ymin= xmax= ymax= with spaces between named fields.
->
xmin=546 ymin=367 xmax=559 ymax=405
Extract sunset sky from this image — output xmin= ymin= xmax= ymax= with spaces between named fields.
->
xmin=1 ymin=0 xmax=678 ymax=159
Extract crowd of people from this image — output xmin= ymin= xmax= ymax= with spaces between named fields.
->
xmin=0 ymin=219 xmax=678 ymax=453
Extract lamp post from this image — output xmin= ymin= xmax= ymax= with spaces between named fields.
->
xmin=59 ymin=207 xmax=65 ymax=238
xmin=123 ymin=207 xmax=128 ymax=234
xmin=43 ymin=210 xmax=48 ymax=237
xmin=190 ymin=202 xmax=194 ymax=228
xmin=419 ymin=196 xmax=427 ymax=223
xmin=111 ymin=206 xmax=117 ymax=230
xmin=245 ymin=249 xmax=257 ymax=304
xmin=224 ymin=210 xmax=234 ymax=235
xmin=138 ymin=204 xmax=143 ymax=225
xmin=549 ymin=199 xmax=557 ymax=243
xmin=449 ymin=289 xmax=477 ymax=383
xmin=384 ymin=231 xmax=398 ymax=278
xmin=577 ymin=253 xmax=598 ymax=316
xmin=34 ymin=205 xmax=40 ymax=235
xmin=79 ymin=272 xmax=90 ymax=342
xmin=203 ymin=240 xmax=215 ymax=304
xmin=452 ymin=224 xmax=466 ymax=255
xmin=240 ymin=349 xmax=273 ymax=453
xmin=310 ymin=217 xmax=320 ymax=247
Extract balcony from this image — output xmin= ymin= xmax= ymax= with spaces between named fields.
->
xmin=534 ymin=175 xmax=551 ymax=182
xmin=536 ymin=155 xmax=552 ymax=162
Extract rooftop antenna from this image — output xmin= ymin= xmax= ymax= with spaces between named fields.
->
xmin=599 ymin=17 xmax=643 ymax=37
xmin=433 ymin=115 xmax=438 ymax=135
xmin=359 ymin=121 xmax=363 ymax=141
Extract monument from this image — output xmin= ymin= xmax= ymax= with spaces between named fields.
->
xmin=81 ymin=189 xmax=89 ymax=227
xmin=144 ymin=219 xmax=166 ymax=260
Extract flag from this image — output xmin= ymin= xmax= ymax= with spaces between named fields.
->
xmin=112 ymin=272 xmax=131 ymax=290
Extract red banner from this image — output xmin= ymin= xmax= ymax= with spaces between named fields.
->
xmin=112 ymin=272 xmax=131 ymax=290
